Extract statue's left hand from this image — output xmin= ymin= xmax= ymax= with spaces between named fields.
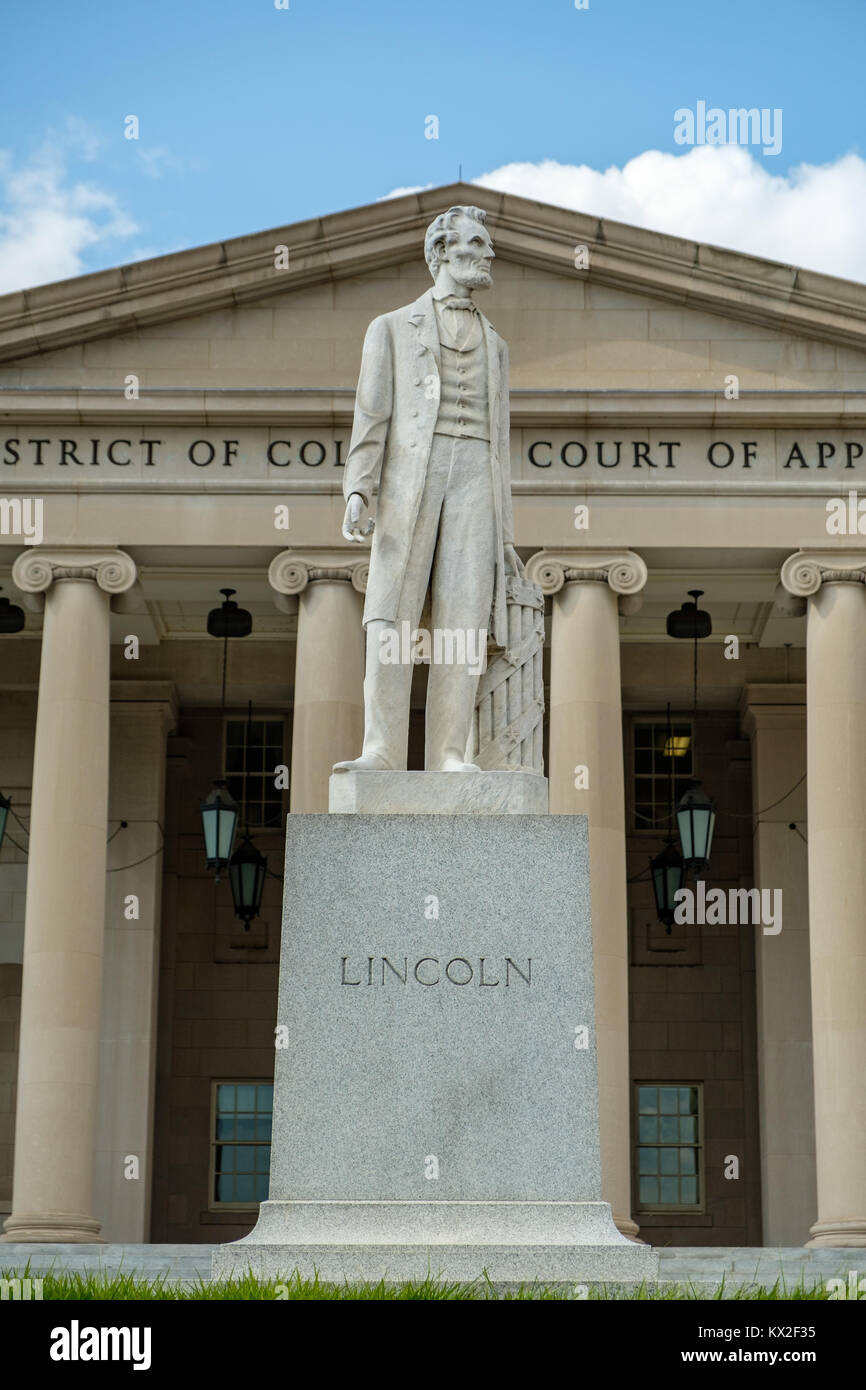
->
xmin=504 ymin=544 xmax=524 ymax=578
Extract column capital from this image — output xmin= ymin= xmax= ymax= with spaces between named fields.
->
xmin=12 ymin=548 xmax=137 ymax=602
xmin=268 ymin=548 xmax=369 ymax=598
xmin=524 ymin=549 xmax=647 ymax=612
xmin=781 ymin=549 xmax=866 ymax=597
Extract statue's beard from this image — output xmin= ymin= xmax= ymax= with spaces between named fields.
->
xmin=457 ymin=264 xmax=493 ymax=289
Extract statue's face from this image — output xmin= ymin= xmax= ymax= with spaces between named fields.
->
xmin=440 ymin=218 xmax=495 ymax=289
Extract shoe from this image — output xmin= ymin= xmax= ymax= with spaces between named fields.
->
xmin=332 ymin=752 xmax=396 ymax=773
xmin=434 ymin=758 xmax=481 ymax=773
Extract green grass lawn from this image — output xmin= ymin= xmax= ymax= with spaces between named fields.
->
xmin=0 ymin=1269 xmax=847 ymax=1300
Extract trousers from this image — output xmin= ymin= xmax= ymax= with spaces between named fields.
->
xmin=361 ymin=433 xmax=496 ymax=770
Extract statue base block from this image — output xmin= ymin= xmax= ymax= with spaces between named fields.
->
xmin=213 ymin=813 xmax=657 ymax=1286
xmin=212 ymin=1201 xmax=655 ymax=1285
xmin=328 ymin=769 xmax=548 ymax=815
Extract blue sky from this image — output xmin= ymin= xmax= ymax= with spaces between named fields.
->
xmin=2 ymin=0 xmax=866 ymax=289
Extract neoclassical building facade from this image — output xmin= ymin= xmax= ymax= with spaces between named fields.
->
xmin=0 ymin=184 xmax=863 ymax=1249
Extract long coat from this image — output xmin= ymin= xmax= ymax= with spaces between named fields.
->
xmin=342 ymin=288 xmax=514 ymax=648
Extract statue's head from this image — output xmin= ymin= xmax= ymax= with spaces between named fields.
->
xmin=424 ymin=205 xmax=494 ymax=291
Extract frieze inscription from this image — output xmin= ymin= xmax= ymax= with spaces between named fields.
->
xmin=2 ymin=430 xmax=865 ymax=482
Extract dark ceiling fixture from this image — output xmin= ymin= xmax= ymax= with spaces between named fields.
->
xmin=665 ymin=588 xmax=716 ymax=877
xmin=666 ymin=589 xmax=712 ymax=640
xmin=207 ymin=588 xmax=252 ymax=639
xmin=0 ymin=586 xmax=25 ymax=634
xmin=200 ymin=589 xmax=253 ymax=879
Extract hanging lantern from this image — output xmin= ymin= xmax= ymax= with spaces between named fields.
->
xmin=666 ymin=589 xmax=712 ymax=640
xmin=200 ymin=780 xmax=239 ymax=877
xmin=229 ymin=835 xmax=267 ymax=927
xmin=677 ymin=779 xmax=716 ymax=876
xmin=207 ymin=588 xmax=252 ymax=638
xmin=650 ymin=839 xmax=686 ymax=932
xmin=0 ymin=587 xmax=25 ymax=634
xmin=0 ymin=791 xmax=10 ymax=852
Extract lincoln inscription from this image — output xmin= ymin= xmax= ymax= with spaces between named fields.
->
xmin=340 ymin=955 xmax=532 ymax=987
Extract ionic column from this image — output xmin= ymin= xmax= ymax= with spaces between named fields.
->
xmin=269 ymin=551 xmax=367 ymax=813
xmin=2 ymin=548 xmax=136 ymax=1242
xmin=526 ymin=549 xmax=647 ymax=1240
xmin=781 ymin=549 xmax=866 ymax=1246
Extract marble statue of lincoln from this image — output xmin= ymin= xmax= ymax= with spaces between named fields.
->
xmin=333 ymin=204 xmax=522 ymax=774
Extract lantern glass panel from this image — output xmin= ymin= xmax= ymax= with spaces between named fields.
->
xmin=651 ymin=842 xmax=685 ymax=924
xmin=201 ymin=806 xmax=218 ymax=861
xmin=200 ymin=785 xmax=238 ymax=866
xmin=217 ymin=805 xmax=237 ymax=862
xmin=678 ymin=807 xmax=694 ymax=860
xmin=677 ymin=785 xmax=716 ymax=869
xmin=229 ymin=842 xmax=266 ymax=921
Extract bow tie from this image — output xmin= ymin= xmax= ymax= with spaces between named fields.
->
xmin=436 ymin=296 xmax=476 ymax=311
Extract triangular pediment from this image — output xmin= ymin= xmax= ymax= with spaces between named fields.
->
xmin=3 ymin=182 xmax=866 ymax=358
xmin=2 ymin=183 xmax=866 ymax=408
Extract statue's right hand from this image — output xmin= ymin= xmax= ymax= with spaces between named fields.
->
xmin=342 ymin=492 xmax=372 ymax=543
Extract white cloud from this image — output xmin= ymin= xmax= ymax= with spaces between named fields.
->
xmin=136 ymin=145 xmax=196 ymax=180
xmin=0 ymin=126 xmax=138 ymax=295
xmin=58 ymin=116 xmax=106 ymax=163
xmin=378 ymin=183 xmax=434 ymax=201
xmin=385 ymin=147 xmax=866 ymax=284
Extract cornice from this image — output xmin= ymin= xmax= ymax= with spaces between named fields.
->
xmin=3 ymin=183 xmax=866 ymax=363
xmin=3 ymin=387 xmax=866 ymax=429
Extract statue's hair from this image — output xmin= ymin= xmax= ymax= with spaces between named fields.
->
xmin=424 ymin=205 xmax=488 ymax=278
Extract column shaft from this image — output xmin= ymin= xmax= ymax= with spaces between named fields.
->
xmin=290 ymin=579 xmax=365 ymax=813
xmin=548 ymin=576 xmax=636 ymax=1238
xmin=4 ymin=577 xmax=112 ymax=1240
xmin=803 ymin=579 xmax=866 ymax=1245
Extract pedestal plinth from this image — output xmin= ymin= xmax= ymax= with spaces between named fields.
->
xmin=329 ymin=768 xmax=548 ymax=815
xmin=213 ymin=809 xmax=656 ymax=1285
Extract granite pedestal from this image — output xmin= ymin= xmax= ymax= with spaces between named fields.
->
xmin=213 ymin=808 xmax=657 ymax=1284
